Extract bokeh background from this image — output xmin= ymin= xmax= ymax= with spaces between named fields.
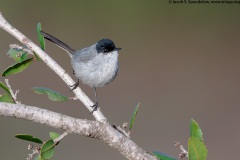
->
xmin=0 ymin=1 xmax=240 ymax=159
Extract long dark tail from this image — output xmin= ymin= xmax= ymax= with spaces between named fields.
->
xmin=40 ymin=30 xmax=75 ymax=54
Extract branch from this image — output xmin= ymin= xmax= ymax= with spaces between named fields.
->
xmin=0 ymin=102 xmax=157 ymax=160
xmin=175 ymin=142 xmax=188 ymax=159
xmin=0 ymin=11 xmax=158 ymax=160
xmin=5 ymin=79 xmax=20 ymax=104
xmin=0 ymin=11 xmax=107 ymax=123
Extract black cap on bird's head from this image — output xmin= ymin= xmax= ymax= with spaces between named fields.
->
xmin=96 ymin=39 xmax=121 ymax=54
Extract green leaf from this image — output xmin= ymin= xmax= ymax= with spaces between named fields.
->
xmin=190 ymin=119 xmax=203 ymax=141
xmin=32 ymin=87 xmax=70 ymax=101
xmin=0 ymin=94 xmax=14 ymax=103
xmin=49 ymin=132 xmax=60 ymax=140
xmin=153 ymin=151 xmax=177 ymax=160
xmin=33 ymin=155 xmax=41 ymax=160
xmin=0 ymin=82 xmax=11 ymax=94
xmin=15 ymin=134 xmax=43 ymax=144
xmin=37 ymin=23 xmax=45 ymax=50
xmin=7 ymin=48 xmax=28 ymax=62
xmin=2 ymin=58 xmax=34 ymax=77
xmin=40 ymin=140 xmax=55 ymax=160
xmin=188 ymin=137 xmax=208 ymax=160
xmin=129 ymin=102 xmax=140 ymax=131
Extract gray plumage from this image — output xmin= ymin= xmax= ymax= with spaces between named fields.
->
xmin=40 ymin=30 xmax=121 ymax=112
xmin=72 ymin=44 xmax=119 ymax=87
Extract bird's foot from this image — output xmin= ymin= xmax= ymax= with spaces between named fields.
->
xmin=69 ymin=79 xmax=79 ymax=91
xmin=90 ymin=102 xmax=98 ymax=114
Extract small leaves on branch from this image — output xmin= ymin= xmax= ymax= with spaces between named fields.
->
xmin=0 ymin=80 xmax=16 ymax=103
xmin=129 ymin=102 xmax=140 ymax=132
xmin=0 ymin=94 xmax=14 ymax=103
xmin=40 ymin=140 xmax=55 ymax=160
xmin=111 ymin=103 xmax=141 ymax=138
xmin=2 ymin=58 xmax=34 ymax=77
xmin=32 ymin=87 xmax=70 ymax=101
xmin=188 ymin=119 xmax=208 ymax=160
xmin=0 ymin=81 xmax=11 ymax=94
xmin=154 ymin=119 xmax=208 ymax=160
xmin=190 ymin=119 xmax=203 ymax=141
xmin=15 ymin=134 xmax=43 ymax=144
xmin=37 ymin=23 xmax=45 ymax=50
xmin=49 ymin=132 xmax=60 ymax=140
xmin=15 ymin=132 xmax=62 ymax=160
xmin=7 ymin=47 xmax=29 ymax=62
xmin=188 ymin=137 xmax=207 ymax=160
xmin=3 ymin=43 xmax=41 ymax=77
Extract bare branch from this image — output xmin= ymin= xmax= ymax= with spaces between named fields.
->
xmin=0 ymin=11 xmax=107 ymax=123
xmin=5 ymin=79 xmax=20 ymax=104
xmin=27 ymin=145 xmax=40 ymax=160
xmin=175 ymin=142 xmax=188 ymax=159
xmin=0 ymin=102 xmax=157 ymax=160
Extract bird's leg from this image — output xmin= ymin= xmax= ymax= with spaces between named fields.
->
xmin=69 ymin=79 xmax=79 ymax=91
xmin=90 ymin=86 xmax=98 ymax=113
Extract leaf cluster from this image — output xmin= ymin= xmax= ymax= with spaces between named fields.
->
xmin=153 ymin=119 xmax=208 ymax=160
xmin=15 ymin=132 xmax=60 ymax=160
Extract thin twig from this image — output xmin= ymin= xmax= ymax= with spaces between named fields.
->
xmin=175 ymin=142 xmax=188 ymax=159
xmin=5 ymin=79 xmax=20 ymax=104
xmin=54 ymin=131 xmax=69 ymax=144
xmin=70 ymin=96 xmax=78 ymax=100
xmin=27 ymin=145 xmax=40 ymax=160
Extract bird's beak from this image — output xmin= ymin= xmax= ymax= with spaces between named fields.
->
xmin=115 ymin=48 xmax=121 ymax=51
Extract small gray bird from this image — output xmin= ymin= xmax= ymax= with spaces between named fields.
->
xmin=40 ymin=30 xmax=121 ymax=112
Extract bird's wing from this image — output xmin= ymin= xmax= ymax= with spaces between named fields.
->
xmin=75 ymin=47 xmax=97 ymax=63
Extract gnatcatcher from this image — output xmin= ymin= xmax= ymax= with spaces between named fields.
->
xmin=41 ymin=30 xmax=121 ymax=112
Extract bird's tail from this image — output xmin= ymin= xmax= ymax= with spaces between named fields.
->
xmin=40 ymin=30 xmax=75 ymax=54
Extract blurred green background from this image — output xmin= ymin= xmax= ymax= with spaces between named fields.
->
xmin=1 ymin=1 xmax=240 ymax=160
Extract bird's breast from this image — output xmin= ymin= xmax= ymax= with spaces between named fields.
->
xmin=72 ymin=51 xmax=119 ymax=87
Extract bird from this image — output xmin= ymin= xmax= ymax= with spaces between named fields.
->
xmin=40 ymin=30 xmax=121 ymax=112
